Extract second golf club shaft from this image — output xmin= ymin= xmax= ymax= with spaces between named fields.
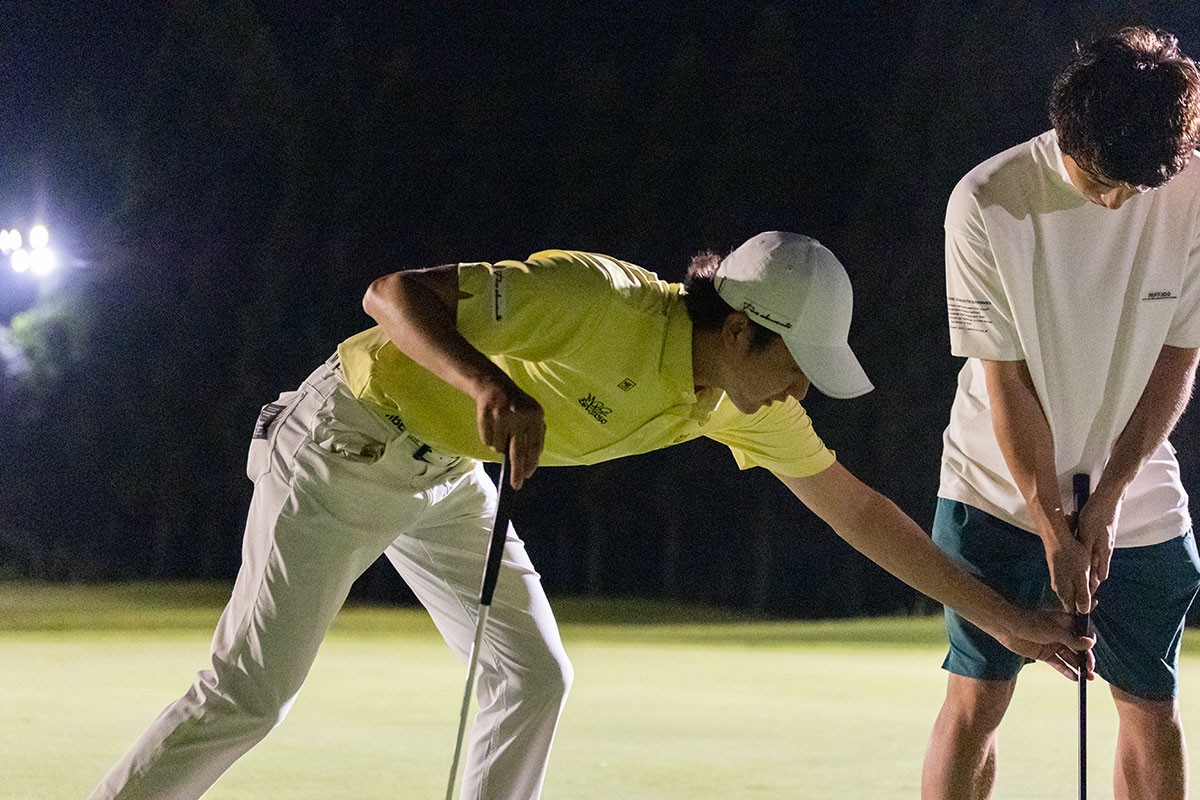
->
xmin=1073 ymin=472 xmax=1090 ymax=800
xmin=445 ymin=458 xmax=517 ymax=800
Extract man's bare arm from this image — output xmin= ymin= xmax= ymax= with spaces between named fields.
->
xmin=778 ymin=462 xmax=1092 ymax=679
xmin=362 ymin=266 xmax=544 ymax=487
xmin=981 ymin=358 xmax=1090 ymax=613
xmin=1082 ymin=344 xmax=1199 ymax=585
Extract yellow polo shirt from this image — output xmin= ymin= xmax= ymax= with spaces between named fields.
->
xmin=337 ymin=249 xmax=835 ymax=477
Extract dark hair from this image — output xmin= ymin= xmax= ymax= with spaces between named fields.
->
xmin=1049 ymin=26 xmax=1200 ymax=188
xmin=681 ymin=250 xmax=777 ymax=349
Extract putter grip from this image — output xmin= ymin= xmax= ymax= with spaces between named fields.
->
xmin=479 ymin=459 xmax=516 ymax=607
xmin=1072 ymin=473 xmax=1091 ymax=638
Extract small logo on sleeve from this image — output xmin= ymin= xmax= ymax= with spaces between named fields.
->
xmin=578 ymin=394 xmax=613 ymax=424
xmin=947 ymin=296 xmax=993 ymax=333
xmin=1143 ymin=290 xmax=1178 ymax=301
xmin=617 ymin=378 xmax=637 ymax=391
xmin=492 ymin=270 xmax=508 ymax=321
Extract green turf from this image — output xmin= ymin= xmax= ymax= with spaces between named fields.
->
xmin=3 ymin=582 xmax=1198 ymax=798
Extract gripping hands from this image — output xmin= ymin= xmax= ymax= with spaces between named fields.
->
xmin=1044 ymin=492 xmax=1116 ymax=617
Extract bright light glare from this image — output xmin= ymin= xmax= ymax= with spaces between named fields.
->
xmin=11 ymin=248 xmax=31 ymax=273
xmin=30 ymin=247 xmax=56 ymax=275
xmin=6 ymin=226 xmax=62 ymax=276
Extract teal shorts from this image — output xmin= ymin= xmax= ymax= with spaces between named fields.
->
xmin=933 ymin=498 xmax=1200 ymax=701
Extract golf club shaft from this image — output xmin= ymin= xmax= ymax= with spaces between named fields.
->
xmin=445 ymin=606 xmax=490 ymax=800
xmin=445 ymin=458 xmax=515 ymax=800
xmin=1073 ymin=472 xmax=1090 ymax=800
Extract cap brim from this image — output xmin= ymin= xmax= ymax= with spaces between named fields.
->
xmin=785 ymin=342 xmax=874 ymax=400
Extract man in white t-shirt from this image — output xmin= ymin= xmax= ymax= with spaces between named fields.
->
xmin=923 ymin=27 xmax=1200 ymax=800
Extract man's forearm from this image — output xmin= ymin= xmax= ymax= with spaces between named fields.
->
xmin=779 ymin=462 xmax=1091 ymax=672
xmin=780 ymin=464 xmax=1019 ymax=636
xmin=362 ymin=266 xmax=510 ymax=401
xmin=981 ymin=359 xmax=1071 ymax=543
xmin=1093 ymin=344 xmax=1198 ymax=505
xmin=361 ymin=265 xmax=546 ymax=485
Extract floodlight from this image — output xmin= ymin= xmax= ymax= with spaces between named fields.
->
xmin=30 ymin=247 xmax=56 ymax=275
xmin=29 ymin=224 xmax=49 ymax=250
xmin=0 ymin=231 xmax=11 ymax=254
xmin=8 ymin=229 xmax=21 ymax=251
xmin=11 ymin=248 xmax=31 ymax=273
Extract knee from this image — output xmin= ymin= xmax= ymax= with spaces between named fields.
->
xmin=555 ymin=653 xmax=575 ymax=698
xmin=188 ymin=666 xmax=299 ymax=738
xmin=1112 ymin=687 xmax=1183 ymax=736
xmin=941 ymin=676 xmax=1015 ymax=736
xmin=530 ymin=650 xmax=574 ymax=704
xmin=503 ymin=649 xmax=574 ymax=709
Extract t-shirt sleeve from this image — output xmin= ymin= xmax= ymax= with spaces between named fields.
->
xmin=1167 ymin=231 xmax=1200 ymax=347
xmin=705 ymin=397 xmax=836 ymax=477
xmin=944 ymin=181 xmax=1023 ymax=361
xmin=456 ymin=255 xmax=610 ymax=360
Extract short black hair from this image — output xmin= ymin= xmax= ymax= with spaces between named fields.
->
xmin=681 ymin=250 xmax=777 ymax=349
xmin=1049 ymin=26 xmax=1200 ymax=188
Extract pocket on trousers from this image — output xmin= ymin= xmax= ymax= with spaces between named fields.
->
xmin=246 ymin=390 xmax=306 ymax=482
xmin=311 ymin=425 xmax=387 ymax=464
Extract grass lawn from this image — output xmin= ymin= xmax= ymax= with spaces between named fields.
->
xmin=4 ymin=582 xmax=1199 ymax=798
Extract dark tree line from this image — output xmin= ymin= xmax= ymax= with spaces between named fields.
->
xmin=3 ymin=1 xmax=1199 ymax=618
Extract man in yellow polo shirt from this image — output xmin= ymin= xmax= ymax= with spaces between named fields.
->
xmin=91 ymin=232 xmax=1092 ymax=800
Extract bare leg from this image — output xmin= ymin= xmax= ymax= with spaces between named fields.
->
xmin=922 ymin=674 xmax=1017 ymax=800
xmin=1111 ymin=685 xmax=1188 ymax=800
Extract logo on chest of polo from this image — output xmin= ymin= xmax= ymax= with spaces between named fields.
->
xmin=578 ymin=394 xmax=613 ymax=424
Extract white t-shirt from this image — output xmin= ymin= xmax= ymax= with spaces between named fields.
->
xmin=940 ymin=130 xmax=1200 ymax=547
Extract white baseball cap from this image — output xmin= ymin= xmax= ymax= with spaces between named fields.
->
xmin=714 ymin=231 xmax=874 ymax=399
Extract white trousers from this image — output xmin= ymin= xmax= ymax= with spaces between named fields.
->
xmin=90 ymin=358 xmax=573 ymax=799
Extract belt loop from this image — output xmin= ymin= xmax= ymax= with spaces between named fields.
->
xmin=369 ymin=402 xmax=462 ymax=468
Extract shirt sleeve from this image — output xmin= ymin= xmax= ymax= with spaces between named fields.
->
xmin=944 ymin=181 xmax=1023 ymax=361
xmin=1167 ymin=232 xmax=1200 ymax=347
xmin=705 ymin=397 xmax=836 ymax=477
xmin=456 ymin=254 xmax=612 ymax=360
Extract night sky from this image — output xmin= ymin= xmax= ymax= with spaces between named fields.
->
xmin=3 ymin=2 xmax=1200 ymax=616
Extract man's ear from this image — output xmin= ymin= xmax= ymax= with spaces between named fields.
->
xmin=721 ymin=310 xmax=752 ymax=351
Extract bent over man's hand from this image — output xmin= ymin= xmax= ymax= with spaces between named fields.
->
xmin=362 ymin=264 xmax=548 ymax=490
xmin=992 ymin=607 xmax=1095 ymax=681
xmin=474 ymin=376 xmax=545 ymax=489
